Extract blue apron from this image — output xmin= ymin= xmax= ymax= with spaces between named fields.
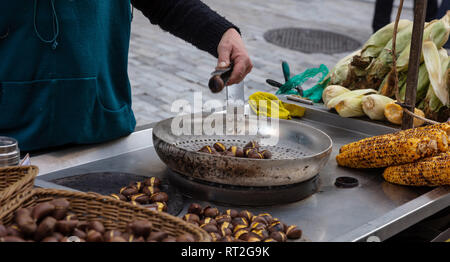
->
xmin=0 ymin=0 xmax=136 ymax=151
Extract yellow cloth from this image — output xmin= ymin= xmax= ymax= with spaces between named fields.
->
xmin=249 ymin=92 xmax=305 ymax=120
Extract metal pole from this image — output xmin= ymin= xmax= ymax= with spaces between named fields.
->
xmin=402 ymin=0 xmax=427 ymax=129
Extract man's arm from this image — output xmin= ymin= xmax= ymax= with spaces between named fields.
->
xmin=131 ymin=0 xmax=237 ymax=58
xmin=131 ymin=0 xmax=252 ymax=85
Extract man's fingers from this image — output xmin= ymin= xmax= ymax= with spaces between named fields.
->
xmin=217 ymin=43 xmax=232 ymax=69
xmin=226 ymin=58 xmax=248 ymax=85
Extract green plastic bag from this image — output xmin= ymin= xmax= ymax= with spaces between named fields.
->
xmin=276 ymin=64 xmax=329 ymax=103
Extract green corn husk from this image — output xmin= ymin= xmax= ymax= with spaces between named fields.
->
xmin=423 ymin=41 xmax=449 ymax=106
xmin=398 ymin=63 xmax=430 ymax=103
xmin=366 ymin=23 xmax=414 ymax=80
xmin=352 ymin=20 xmax=411 ymax=69
xmin=378 ymin=71 xmax=407 ymax=97
xmin=324 ymin=49 xmax=361 ymax=86
xmin=421 ymin=41 xmax=450 ymax=121
xmin=396 ymin=13 xmax=450 ymax=72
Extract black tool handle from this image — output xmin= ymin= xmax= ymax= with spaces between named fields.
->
xmin=265 ymin=79 xmax=283 ymax=88
xmin=208 ymin=66 xmax=233 ymax=93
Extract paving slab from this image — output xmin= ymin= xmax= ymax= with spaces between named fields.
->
xmin=128 ymin=0 xmax=416 ymax=126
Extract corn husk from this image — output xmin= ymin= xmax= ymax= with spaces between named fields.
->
xmin=396 ymin=13 xmax=450 ymax=72
xmin=367 ymin=23 xmax=414 ymax=80
xmin=354 ymin=20 xmax=411 ymax=67
xmin=326 ymin=89 xmax=377 ymax=109
xmin=362 ymin=94 xmax=394 ymax=120
xmin=399 ymin=63 xmax=430 ymax=103
xmin=334 ymin=96 xmax=365 ymax=118
xmin=324 ymin=49 xmax=361 ymax=86
xmin=384 ymin=102 xmax=425 ymax=127
xmin=378 ymin=70 xmax=407 ymax=97
xmin=421 ymin=45 xmax=450 ymax=121
xmin=322 ymin=85 xmax=350 ymax=107
xmin=423 ymin=41 xmax=449 ymax=106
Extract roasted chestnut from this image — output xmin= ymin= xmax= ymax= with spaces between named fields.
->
xmin=127 ymin=220 xmax=152 ymax=238
xmin=187 ymin=203 xmax=202 ymax=215
xmin=130 ymin=193 xmax=150 ymax=204
xmin=244 ymin=141 xmax=259 ymax=150
xmin=34 ymin=216 xmax=57 ymax=241
xmin=32 ymin=202 xmax=55 ymax=222
xmin=213 ymin=142 xmax=226 ymax=152
xmin=110 ymin=193 xmax=127 ymax=201
xmin=142 ymin=186 xmax=160 ymax=196
xmin=15 ymin=208 xmax=37 ymax=236
xmin=144 ymin=177 xmax=161 ymax=187
xmin=50 ymin=198 xmax=70 ymax=220
xmin=260 ymin=150 xmax=272 ymax=159
xmin=150 ymin=192 xmax=169 ymax=203
xmin=198 ymin=145 xmax=215 ymax=154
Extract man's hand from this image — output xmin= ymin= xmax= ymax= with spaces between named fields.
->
xmin=217 ymin=28 xmax=253 ymax=85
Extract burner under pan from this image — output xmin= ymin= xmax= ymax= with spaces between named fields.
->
xmin=167 ymin=169 xmax=320 ymax=206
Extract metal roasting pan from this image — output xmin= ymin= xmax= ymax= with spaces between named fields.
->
xmin=152 ymin=112 xmax=332 ymax=186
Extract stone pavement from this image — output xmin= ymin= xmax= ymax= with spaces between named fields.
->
xmin=128 ymin=0 xmax=416 ymax=127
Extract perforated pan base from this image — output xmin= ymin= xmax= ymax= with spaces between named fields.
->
xmin=175 ymin=137 xmax=309 ymax=160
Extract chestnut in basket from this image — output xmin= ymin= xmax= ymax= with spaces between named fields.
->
xmin=86 ymin=230 xmax=104 ymax=242
xmin=104 ymin=230 xmax=122 ymax=242
xmin=50 ymin=198 xmax=70 ymax=220
xmin=127 ymin=220 xmax=152 ymax=238
xmin=15 ymin=208 xmax=37 ymax=236
xmin=55 ymin=220 xmax=78 ymax=235
xmin=34 ymin=216 xmax=57 ymax=241
xmin=88 ymin=221 xmax=105 ymax=234
xmin=0 ymin=224 xmax=7 ymax=237
xmin=147 ymin=231 xmax=168 ymax=242
xmin=0 ymin=236 xmax=26 ymax=242
xmin=176 ymin=233 xmax=195 ymax=242
xmin=32 ymin=202 xmax=55 ymax=222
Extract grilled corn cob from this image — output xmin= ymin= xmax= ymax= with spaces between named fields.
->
xmin=339 ymin=123 xmax=450 ymax=153
xmin=383 ymin=152 xmax=450 ymax=186
xmin=336 ymin=129 xmax=448 ymax=168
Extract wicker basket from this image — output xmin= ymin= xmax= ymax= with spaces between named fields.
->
xmin=0 ymin=188 xmax=211 ymax=242
xmin=0 ymin=166 xmax=38 ymax=212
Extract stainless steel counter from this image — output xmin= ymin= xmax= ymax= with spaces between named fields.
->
xmin=32 ymin=105 xmax=450 ymax=242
